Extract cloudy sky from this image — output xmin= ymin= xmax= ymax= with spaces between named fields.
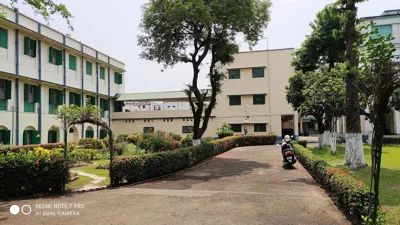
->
xmin=2 ymin=0 xmax=399 ymax=93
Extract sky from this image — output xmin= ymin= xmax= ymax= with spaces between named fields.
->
xmin=2 ymin=0 xmax=399 ymax=93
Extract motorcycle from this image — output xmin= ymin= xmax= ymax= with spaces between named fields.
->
xmin=278 ymin=136 xmax=297 ymax=168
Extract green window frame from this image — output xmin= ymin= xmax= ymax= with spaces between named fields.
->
xmin=143 ymin=127 xmax=154 ymax=134
xmin=114 ymin=72 xmax=123 ymax=84
xmin=229 ymin=95 xmax=241 ymax=106
xmin=253 ymin=94 xmax=265 ymax=105
xmin=254 ymin=124 xmax=267 ymax=132
xmin=87 ymin=96 xmax=96 ymax=105
xmin=24 ymin=37 xmax=37 ymax=57
xmin=100 ymin=67 xmax=105 ymax=80
xmin=99 ymin=130 xmax=107 ymax=139
xmin=372 ymin=25 xmax=393 ymax=39
xmin=229 ymin=124 xmax=242 ymax=133
xmin=49 ymin=47 xmax=62 ymax=65
xmin=228 ymin=69 xmax=240 ymax=79
xmin=48 ymin=88 xmax=63 ymax=114
xmin=24 ymin=84 xmax=40 ymax=113
xmin=69 ymin=55 xmax=77 ymax=71
xmin=100 ymin=98 xmax=109 ymax=117
xmin=86 ymin=61 xmax=93 ymax=75
xmin=0 ymin=129 xmax=11 ymax=145
xmin=23 ymin=130 xmax=41 ymax=145
xmin=182 ymin=126 xmax=194 ymax=134
xmin=48 ymin=130 xmax=58 ymax=143
xmin=114 ymin=101 xmax=123 ymax=112
xmin=85 ymin=130 xmax=94 ymax=138
xmin=0 ymin=79 xmax=11 ymax=111
xmin=0 ymin=27 xmax=8 ymax=49
xmin=252 ymin=67 xmax=265 ymax=78
xmin=69 ymin=92 xmax=81 ymax=107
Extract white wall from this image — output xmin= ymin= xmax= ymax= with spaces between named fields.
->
xmin=19 ymin=31 xmax=39 ymax=79
xmin=0 ymin=25 xmax=16 ymax=74
xmin=66 ymin=50 xmax=82 ymax=89
xmin=41 ymin=41 xmax=63 ymax=84
xmin=83 ymin=58 xmax=96 ymax=93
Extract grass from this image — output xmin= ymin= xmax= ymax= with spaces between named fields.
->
xmin=310 ymin=145 xmax=400 ymax=224
xmin=74 ymin=159 xmax=110 ymax=186
xmin=66 ymin=174 xmax=94 ymax=191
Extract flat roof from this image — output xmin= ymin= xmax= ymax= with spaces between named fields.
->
xmin=118 ymin=90 xmax=212 ymax=101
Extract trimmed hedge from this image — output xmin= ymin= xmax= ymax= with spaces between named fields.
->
xmin=0 ymin=143 xmax=65 ymax=154
xmin=293 ymin=144 xmax=370 ymax=220
xmin=110 ymin=134 xmax=277 ymax=185
xmin=382 ymin=136 xmax=400 ymax=145
xmin=77 ymin=138 xmax=105 ymax=150
xmin=0 ymin=152 xmax=69 ymax=198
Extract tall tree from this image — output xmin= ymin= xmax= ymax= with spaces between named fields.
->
xmin=1 ymin=0 xmax=73 ymax=30
xmin=138 ymin=0 xmax=272 ymax=145
xmin=335 ymin=0 xmax=368 ymax=170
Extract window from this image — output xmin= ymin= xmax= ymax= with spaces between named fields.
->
xmin=0 ymin=27 xmax=7 ymax=49
xmin=0 ymin=129 xmax=11 ymax=145
xmin=87 ymin=96 xmax=96 ymax=105
xmin=69 ymin=55 xmax=77 ymax=71
xmin=228 ymin=69 xmax=240 ymax=79
xmin=143 ymin=127 xmax=154 ymax=134
xmin=49 ymin=47 xmax=62 ymax=65
xmin=114 ymin=101 xmax=123 ymax=112
xmin=114 ymin=72 xmax=123 ymax=84
xmin=24 ymin=37 xmax=37 ymax=57
xmin=229 ymin=124 xmax=242 ymax=133
xmin=182 ymin=126 xmax=194 ymax=134
xmin=100 ymin=67 xmax=105 ymax=80
xmin=86 ymin=61 xmax=93 ymax=76
xmin=24 ymin=84 xmax=40 ymax=112
xmin=372 ymin=25 xmax=392 ymax=39
xmin=253 ymin=94 xmax=265 ymax=105
xmin=254 ymin=124 xmax=267 ymax=132
xmin=252 ymin=67 xmax=264 ymax=78
xmin=23 ymin=130 xmax=40 ymax=145
xmin=100 ymin=98 xmax=109 ymax=117
xmin=229 ymin=95 xmax=241 ymax=106
xmin=85 ymin=130 xmax=94 ymax=138
xmin=48 ymin=88 xmax=63 ymax=114
xmin=48 ymin=130 xmax=57 ymax=143
xmin=100 ymin=130 xmax=107 ymax=139
xmin=69 ymin=92 xmax=81 ymax=107
xmin=0 ymin=79 xmax=11 ymax=111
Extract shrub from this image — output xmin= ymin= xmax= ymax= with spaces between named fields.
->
xmin=121 ymin=143 xmax=145 ymax=156
xmin=382 ymin=136 xmax=400 ymax=145
xmin=201 ymin=137 xmax=215 ymax=144
xmin=78 ymin=138 xmax=105 ymax=150
xmin=111 ymin=134 xmax=277 ymax=185
xmin=0 ymin=143 xmax=65 ymax=154
xmin=117 ymin=134 xmax=129 ymax=143
xmin=114 ymin=142 xmax=127 ymax=156
xmin=297 ymin=140 xmax=308 ymax=148
xmin=96 ymin=163 xmax=109 ymax=169
xmin=168 ymin=132 xmax=182 ymax=141
xmin=68 ymin=149 xmax=102 ymax=162
xmin=139 ymin=136 xmax=173 ymax=153
xmin=127 ymin=134 xmax=143 ymax=145
xmin=217 ymin=123 xmax=234 ymax=139
xmin=337 ymin=138 xmax=345 ymax=144
xmin=155 ymin=131 xmax=167 ymax=137
xmin=0 ymin=151 xmax=69 ymax=198
xmin=293 ymin=144 xmax=370 ymax=221
xmin=180 ymin=134 xmax=193 ymax=147
xmin=171 ymin=140 xmax=181 ymax=150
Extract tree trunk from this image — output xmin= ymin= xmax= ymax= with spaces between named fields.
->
xmin=343 ymin=2 xmax=367 ymax=169
xmin=317 ymin=119 xmax=325 ymax=149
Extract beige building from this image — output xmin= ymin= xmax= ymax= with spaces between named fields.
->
xmin=112 ymin=48 xmax=298 ymax=141
xmin=0 ymin=6 xmax=125 ymax=145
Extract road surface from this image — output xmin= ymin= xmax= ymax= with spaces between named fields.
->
xmin=0 ymin=145 xmax=350 ymax=225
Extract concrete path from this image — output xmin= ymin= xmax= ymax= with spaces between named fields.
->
xmin=70 ymin=170 xmax=106 ymax=190
xmin=0 ymin=146 xmax=350 ymax=225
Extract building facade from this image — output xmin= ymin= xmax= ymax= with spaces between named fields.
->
xmin=112 ymin=48 xmax=298 ymax=141
xmin=0 ymin=6 xmax=125 ymax=145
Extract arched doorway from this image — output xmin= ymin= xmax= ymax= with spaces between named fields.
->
xmin=85 ymin=126 xmax=94 ymax=138
xmin=99 ymin=128 xmax=107 ymax=139
xmin=23 ymin=126 xmax=39 ymax=145
xmin=48 ymin=125 xmax=60 ymax=143
xmin=68 ymin=126 xmax=79 ymax=142
xmin=0 ymin=125 xmax=11 ymax=145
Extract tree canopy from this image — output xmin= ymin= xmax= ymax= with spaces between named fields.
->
xmin=138 ymin=0 xmax=272 ymax=143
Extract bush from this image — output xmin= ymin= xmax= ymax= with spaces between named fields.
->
xmin=0 ymin=151 xmax=69 ymax=198
xmin=117 ymin=134 xmax=129 ymax=143
xmin=68 ymin=149 xmax=102 ymax=162
xmin=337 ymin=138 xmax=345 ymax=144
xmin=111 ymin=134 xmax=277 ymax=185
xmin=201 ymin=137 xmax=215 ymax=144
xmin=168 ymin=132 xmax=182 ymax=141
xmin=382 ymin=136 xmax=400 ymax=145
xmin=78 ymin=138 xmax=105 ymax=150
xmin=0 ymin=142 xmax=65 ymax=154
xmin=180 ymin=134 xmax=193 ymax=147
xmin=217 ymin=123 xmax=234 ymax=139
xmin=293 ymin=144 xmax=370 ymax=221
xmin=297 ymin=140 xmax=308 ymax=148
xmin=139 ymin=136 xmax=173 ymax=153
xmin=121 ymin=143 xmax=145 ymax=156
xmin=127 ymin=134 xmax=143 ymax=145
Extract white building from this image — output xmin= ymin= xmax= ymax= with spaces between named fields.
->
xmin=0 ymin=6 xmax=125 ymax=145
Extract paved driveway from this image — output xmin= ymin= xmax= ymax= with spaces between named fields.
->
xmin=0 ymin=146 xmax=350 ymax=225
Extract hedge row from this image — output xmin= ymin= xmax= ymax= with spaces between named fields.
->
xmin=0 ymin=143 xmax=65 ymax=154
xmin=293 ymin=144 xmax=370 ymax=220
xmin=110 ymin=134 xmax=277 ymax=185
xmin=382 ymin=136 xmax=400 ymax=145
xmin=0 ymin=153 xmax=69 ymax=198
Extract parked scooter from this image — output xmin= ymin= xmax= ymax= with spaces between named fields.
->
xmin=278 ymin=135 xmax=297 ymax=168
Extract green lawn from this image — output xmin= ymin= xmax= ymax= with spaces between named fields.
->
xmin=310 ymin=145 xmax=400 ymax=224
xmin=66 ymin=175 xmax=94 ymax=191
xmin=73 ymin=160 xmax=110 ymax=187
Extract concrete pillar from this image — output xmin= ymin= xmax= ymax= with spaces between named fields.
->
xmin=294 ymin=111 xmax=299 ymax=140
xmin=300 ymin=118 xmax=303 ymax=135
xmin=342 ymin=116 xmax=346 ymax=134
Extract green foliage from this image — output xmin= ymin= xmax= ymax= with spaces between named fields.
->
xmin=110 ymin=134 xmax=277 ymax=185
xmin=201 ymin=137 xmax=215 ymax=144
xmin=382 ymin=137 xmax=400 ymax=145
xmin=117 ymin=134 xmax=129 ymax=143
xmin=285 ymin=71 xmax=306 ymax=111
xmin=298 ymin=140 xmax=308 ymax=148
xmin=168 ymin=132 xmax=182 ymax=141
xmin=127 ymin=134 xmax=143 ymax=145
xmin=0 ymin=151 xmax=69 ymax=198
xmin=68 ymin=149 xmax=102 ymax=162
xmin=0 ymin=142 xmax=64 ymax=154
xmin=78 ymin=138 xmax=105 ymax=150
xmin=120 ymin=143 xmax=145 ymax=157
xmin=139 ymin=136 xmax=173 ymax=153
xmin=180 ymin=133 xmax=193 ymax=147
xmin=293 ymin=144 xmax=370 ymax=221
xmin=217 ymin=123 xmax=234 ymax=139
